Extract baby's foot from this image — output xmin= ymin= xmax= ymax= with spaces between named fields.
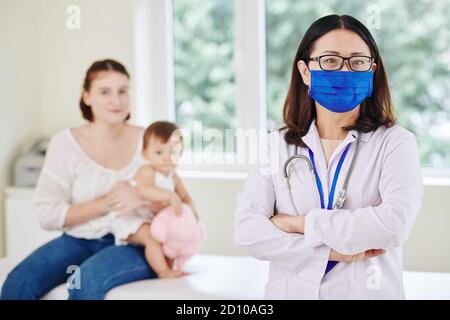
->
xmin=157 ymin=268 xmax=185 ymax=279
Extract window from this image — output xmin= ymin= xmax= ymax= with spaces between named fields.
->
xmin=173 ymin=0 xmax=235 ymax=153
xmin=266 ymin=0 xmax=450 ymax=167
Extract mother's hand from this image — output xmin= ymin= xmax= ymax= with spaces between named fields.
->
xmin=270 ymin=213 xmax=305 ymax=234
xmin=107 ymin=181 xmax=147 ymax=214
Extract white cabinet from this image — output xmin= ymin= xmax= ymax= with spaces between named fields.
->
xmin=4 ymin=187 xmax=60 ymax=261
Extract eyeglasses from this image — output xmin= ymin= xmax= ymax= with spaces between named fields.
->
xmin=306 ymin=55 xmax=374 ymax=72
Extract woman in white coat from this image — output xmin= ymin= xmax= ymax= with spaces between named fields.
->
xmin=234 ymin=14 xmax=423 ymax=299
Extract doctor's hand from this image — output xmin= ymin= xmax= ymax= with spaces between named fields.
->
xmin=329 ymin=248 xmax=386 ymax=262
xmin=270 ymin=213 xmax=305 ymax=234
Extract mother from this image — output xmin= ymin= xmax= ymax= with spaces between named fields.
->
xmin=1 ymin=59 xmax=156 ymax=299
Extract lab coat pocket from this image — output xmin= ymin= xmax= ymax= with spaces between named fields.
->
xmin=348 ymin=280 xmax=400 ymax=300
xmin=348 ymin=281 xmax=371 ymax=300
xmin=349 ymin=262 xmax=378 ymax=300
xmin=352 ymin=262 xmax=401 ymax=300
xmin=263 ymin=278 xmax=287 ymax=300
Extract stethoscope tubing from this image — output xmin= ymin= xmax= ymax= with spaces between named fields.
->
xmin=283 ymin=134 xmax=361 ymax=214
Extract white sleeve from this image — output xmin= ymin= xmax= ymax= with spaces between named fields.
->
xmin=33 ymin=133 xmax=73 ymax=231
xmin=304 ymin=131 xmax=423 ymax=255
xmin=234 ymin=133 xmax=331 ymax=283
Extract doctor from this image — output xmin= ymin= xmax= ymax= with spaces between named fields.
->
xmin=234 ymin=14 xmax=423 ymax=299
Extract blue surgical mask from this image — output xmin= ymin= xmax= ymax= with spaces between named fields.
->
xmin=308 ymin=70 xmax=374 ymax=113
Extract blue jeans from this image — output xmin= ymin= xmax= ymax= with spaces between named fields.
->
xmin=0 ymin=233 xmax=157 ymax=300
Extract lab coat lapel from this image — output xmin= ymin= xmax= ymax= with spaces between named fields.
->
xmin=301 ymin=120 xmax=359 ymax=209
xmin=302 ymin=120 xmax=329 ymax=202
xmin=302 ymin=119 xmax=359 ymax=167
xmin=301 ymin=119 xmax=323 ymax=158
xmin=327 ymin=131 xmax=358 ymax=166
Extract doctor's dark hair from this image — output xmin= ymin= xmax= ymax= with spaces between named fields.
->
xmin=79 ymin=59 xmax=131 ymax=122
xmin=282 ymin=14 xmax=396 ymax=147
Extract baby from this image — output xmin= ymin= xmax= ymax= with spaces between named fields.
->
xmin=111 ymin=121 xmax=197 ymax=278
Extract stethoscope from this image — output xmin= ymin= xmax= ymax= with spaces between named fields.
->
xmin=282 ymin=133 xmax=361 ymax=215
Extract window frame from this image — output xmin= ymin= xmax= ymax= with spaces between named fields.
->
xmin=134 ymin=0 xmax=449 ymax=177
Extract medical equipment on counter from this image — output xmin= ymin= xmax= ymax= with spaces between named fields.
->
xmin=14 ymin=138 xmax=49 ymax=187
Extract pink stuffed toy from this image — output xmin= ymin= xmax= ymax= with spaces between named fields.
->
xmin=150 ymin=204 xmax=206 ymax=271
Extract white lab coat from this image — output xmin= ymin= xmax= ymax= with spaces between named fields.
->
xmin=234 ymin=120 xmax=423 ymax=299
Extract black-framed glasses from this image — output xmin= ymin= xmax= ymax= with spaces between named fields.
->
xmin=306 ymin=55 xmax=374 ymax=72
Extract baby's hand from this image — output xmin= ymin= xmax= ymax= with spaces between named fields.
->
xmin=170 ymin=194 xmax=183 ymax=216
xmin=157 ymin=268 xmax=185 ymax=279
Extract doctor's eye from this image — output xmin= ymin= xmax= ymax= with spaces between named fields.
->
xmin=350 ymin=58 xmax=366 ymax=67
xmin=323 ymin=57 xmax=339 ymax=64
xmin=349 ymin=56 xmax=373 ymax=71
xmin=320 ymin=55 xmax=342 ymax=69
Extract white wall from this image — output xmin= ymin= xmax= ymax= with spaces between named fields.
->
xmin=36 ymin=0 xmax=135 ymax=136
xmin=181 ymin=174 xmax=246 ymax=256
xmin=403 ymin=184 xmax=450 ymax=272
xmin=0 ymin=0 xmax=40 ymax=257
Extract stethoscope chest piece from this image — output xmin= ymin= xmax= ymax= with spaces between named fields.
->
xmin=283 ymin=134 xmax=361 ymax=214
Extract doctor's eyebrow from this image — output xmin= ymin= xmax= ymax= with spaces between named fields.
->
xmin=320 ymin=50 xmax=367 ymax=56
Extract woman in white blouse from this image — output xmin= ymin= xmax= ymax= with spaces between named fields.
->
xmin=1 ymin=59 xmax=155 ymax=300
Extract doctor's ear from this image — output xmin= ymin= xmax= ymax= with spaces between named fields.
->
xmin=297 ymin=60 xmax=311 ymax=86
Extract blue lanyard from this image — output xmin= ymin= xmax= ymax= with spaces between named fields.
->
xmin=308 ymin=143 xmax=352 ymax=210
xmin=308 ymin=142 xmax=352 ymax=275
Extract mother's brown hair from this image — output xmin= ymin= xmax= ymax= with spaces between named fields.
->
xmin=282 ymin=14 xmax=396 ymax=147
xmin=79 ymin=59 xmax=130 ymax=121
